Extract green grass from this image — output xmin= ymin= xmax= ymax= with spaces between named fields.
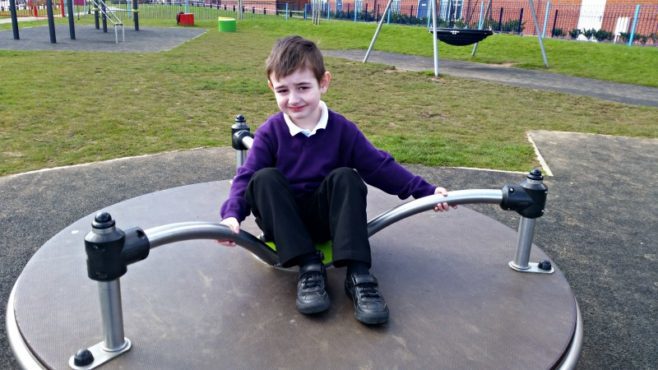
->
xmin=0 ymin=16 xmax=656 ymax=176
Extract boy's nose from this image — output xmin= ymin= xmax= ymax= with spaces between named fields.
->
xmin=288 ymin=91 xmax=301 ymax=104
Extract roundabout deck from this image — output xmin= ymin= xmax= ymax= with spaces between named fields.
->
xmin=8 ymin=180 xmax=580 ymax=369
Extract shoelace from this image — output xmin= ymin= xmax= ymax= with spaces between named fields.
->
xmin=301 ymin=272 xmax=324 ymax=290
xmin=356 ymin=284 xmax=383 ymax=301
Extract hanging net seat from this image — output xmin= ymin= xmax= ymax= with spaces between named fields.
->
xmin=430 ymin=28 xmax=494 ymax=46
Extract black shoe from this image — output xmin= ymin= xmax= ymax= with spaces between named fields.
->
xmin=296 ymin=263 xmax=330 ymax=314
xmin=345 ymin=273 xmax=389 ymax=325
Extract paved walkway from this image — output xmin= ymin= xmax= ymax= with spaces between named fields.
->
xmin=324 ymin=50 xmax=658 ymax=107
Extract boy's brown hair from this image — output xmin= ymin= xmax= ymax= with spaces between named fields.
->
xmin=266 ymin=36 xmax=326 ymax=83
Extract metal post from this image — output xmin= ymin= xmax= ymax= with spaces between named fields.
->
xmin=46 ymin=0 xmax=57 ymax=43
xmin=133 ymin=0 xmax=139 ymax=31
xmin=363 ymin=0 xmax=394 ymax=63
xmin=528 ymin=0 xmax=549 ymax=68
xmin=98 ymin=280 xmax=129 ymax=352
xmin=431 ymin=0 xmax=438 ymax=76
xmin=505 ymin=169 xmax=553 ymax=274
xmin=70 ymin=212 xmax=135 ymax=369
xmin=94 ymin=4 xmax=100 ymax=29
xmin=541 ymin=0 xmax=550 ymax=39
xmin=551 ymin=9 xmax=558 ymax=37
xmin=9 ymin=0 xmax=19 ymax=40
xmin=471 ymin=0 xmax=485 ymax=56
xmin=628 ymin=4 xmax=640 ymax=46
xmin=510 ymin=217 xmax=535 ymax=271
xmin=102 ymin=2 xmax=107 ymax=32
xmin=232 ymin=115 xmax=252 ymax=170
xmin=67 ymin=0 xmax=76 ymax=40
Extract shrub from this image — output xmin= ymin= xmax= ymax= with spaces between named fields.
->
xmin=569 ymin=28 xmax=581 ymax=39
xmin=552 ymin=28 xmax=564 ymax=37
xmin=594 ymin=29 xmax=613 ymax=42
xmin=583 ymin=28 xmax=596 ymax=39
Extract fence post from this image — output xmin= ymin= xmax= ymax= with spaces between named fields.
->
xmin=551 ymin=9 xmax=558 ymax=36
xmin=628 ymin=4 xmax=640 ymax=46
xmin=517 ymin=8 xmax=524 ymax=33
xmin=498 ymin=7 xmax=503 ymax=31
xmin=387 ymin=2 xmax=391 ymax=23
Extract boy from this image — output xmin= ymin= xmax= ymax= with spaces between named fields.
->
xmin=220 ymin=36 xmax=453 ymax=325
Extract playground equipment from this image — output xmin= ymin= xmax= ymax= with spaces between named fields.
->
xmin=7 ymin=115 xmax=582 ymax=369
xmin=364 ymin=0 xmax=549 ymax=77
xmin=6 ymin=0 xmax=135 ymax=43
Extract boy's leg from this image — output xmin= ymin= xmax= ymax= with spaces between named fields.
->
xmin=246 ymin=168 xmax=318 ymax=267
xmin=312 ymin=168 xmax=371 ymax=266
xmin=246 ymin=168 xmax=329 ymax=314
xmin=312 ymin=167 xmax=389 ymax=325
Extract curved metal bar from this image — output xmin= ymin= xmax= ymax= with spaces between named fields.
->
xmin=242 ymin=136 xmax=253 ymax=150
xmin=367 ymin=189 xmax=503 ymax=237
xmin=557 ymin=299 xmax=584 ymax=370
xmin=144 ymin=222 xmax=279 ymax=266
xmin=142 ymin=190 xmax=503 ymax=267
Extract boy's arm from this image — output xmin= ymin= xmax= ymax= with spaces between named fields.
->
xmin=350 ymin=129 xmax=435 ymax=199
xmin=220 ymin=130 xmax=275 ymax=222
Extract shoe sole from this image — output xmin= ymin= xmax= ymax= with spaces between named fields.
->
xmin=345 ymin=286 xmax=389 ymax=325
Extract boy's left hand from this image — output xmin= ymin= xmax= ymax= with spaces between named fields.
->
xmin=434 ymin=187 xmax=457 ymax=212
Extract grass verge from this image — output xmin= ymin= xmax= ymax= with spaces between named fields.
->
xmin=0 ymin=17 xmax=656 ymax=176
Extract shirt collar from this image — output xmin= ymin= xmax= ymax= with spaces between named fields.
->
xmin=283 ymin=101 xmax=328 ymax=137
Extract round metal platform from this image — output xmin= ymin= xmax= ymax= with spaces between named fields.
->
xmin=7 ymin=181 xmax=580 ymax=369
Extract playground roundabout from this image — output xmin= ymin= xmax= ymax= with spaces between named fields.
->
xmin=7 ymin=169 xmax=582 ymax=369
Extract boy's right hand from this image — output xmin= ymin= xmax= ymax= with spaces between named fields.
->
xmin=218 ymin=217 xmax=240 ymax=247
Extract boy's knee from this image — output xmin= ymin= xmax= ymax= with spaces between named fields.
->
xmin=251 ymin=168 xmax=286 ymax=187
xmin=328 ymin=168 xmax=366 ymax=191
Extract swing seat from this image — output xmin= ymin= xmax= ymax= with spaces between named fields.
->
xmin=262 ymin=239 xmax=334 ymax=266
xmin=430 ymin=28 xmax=493 ymax=46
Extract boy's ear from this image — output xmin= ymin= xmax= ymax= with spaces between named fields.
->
xmin=267 ymin=79 xmax=274 ymax=91
xmin=320 ymin=71 xmax=332 ymax=93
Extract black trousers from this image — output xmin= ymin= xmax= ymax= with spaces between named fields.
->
xmin=246 ymin=167 xmax=371 ymax=268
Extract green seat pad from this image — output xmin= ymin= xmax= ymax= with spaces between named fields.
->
xmin=264 ymin=240 xmax=333 ymax=266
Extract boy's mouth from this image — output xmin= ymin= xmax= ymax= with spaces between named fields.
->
xmin=288 ymin=106 xmax=305 ymax=112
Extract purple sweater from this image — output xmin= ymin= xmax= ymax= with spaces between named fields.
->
xmin=220 ymin=111 xmax=436 ymax=222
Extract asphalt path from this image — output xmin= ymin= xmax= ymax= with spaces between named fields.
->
xmin=324 ymin=50 xmax=658 ymax=107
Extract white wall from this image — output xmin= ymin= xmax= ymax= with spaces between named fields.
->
xmin=577 ymin=0 xmax=607 ymax=30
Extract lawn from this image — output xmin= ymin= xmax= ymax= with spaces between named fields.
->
xmin=0 ymin=16 xmax=656 ymax=176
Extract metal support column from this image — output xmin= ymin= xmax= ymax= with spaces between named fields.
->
xmin=46 ymin=0 xmax=57 ymax=43
xmin=68 ymin=0 xmax=76 ymax=40
xmin=528 ymin=0 xmax=549 ymax=67
xmin=9 ymin=0 xmax=19 ymax=40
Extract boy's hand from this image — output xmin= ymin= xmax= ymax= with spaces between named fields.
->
xmin=218 ymin=217 xmax=240 ymax=247
xmin=433 ymin=187 xmax=457 ymax=212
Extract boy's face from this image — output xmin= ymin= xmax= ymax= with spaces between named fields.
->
xmin=268 ymin=68 xmax=331 ymax=128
